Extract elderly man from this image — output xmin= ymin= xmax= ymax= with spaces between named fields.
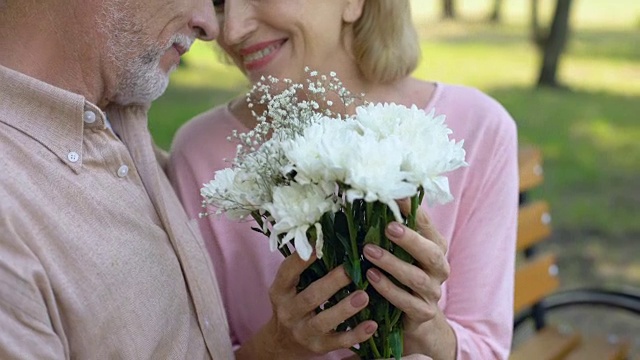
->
xmin=0 ymin=0 xmax=441 ymax=359
xmin=0 ymin=0 xmax=234 ymax=358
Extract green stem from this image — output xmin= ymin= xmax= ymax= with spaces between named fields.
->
xmin=384 ymin=306 xmax=391 ymax=358
xmin=418 ymin=186 xmax=425 ymax=206
xmin=409 ymin=194 xmax=419 ymax=231
xmin=380 ymin=202 xmax=389 ymax=250
xmin=345 ymin=203 xmax=359 ymax=263
xmin=368 ymin=336 xmax=382 ymax=358
xmin=389 ymin=308 xmax=403 ymax=328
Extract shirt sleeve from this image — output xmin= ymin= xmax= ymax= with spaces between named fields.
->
xmin=443 ymin=108 xmax=519 ymax=359
xmin=0 ymin=228 xmax=67 ymax=359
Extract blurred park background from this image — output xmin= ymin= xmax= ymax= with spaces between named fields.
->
xmin=149 ymin=0 xmax=640 ymax=344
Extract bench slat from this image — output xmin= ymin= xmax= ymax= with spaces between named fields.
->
xmin=517 ymin=200 xmax=552 ymax=251
xmin=563 ymin=335 xmax=630 ymax=360
xmin=519 ymin=146 xmax=544 ymax=193
xmin=510 ymin=326 xmax=581 ymax=360
xmin=514 ymin=253 xmax=559 ymax=314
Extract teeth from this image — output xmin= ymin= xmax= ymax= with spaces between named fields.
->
xmin=244 ymin=44 xmax=278 ymax=64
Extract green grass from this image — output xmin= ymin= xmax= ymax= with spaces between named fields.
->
xmin=148 ymin=0 xmax=640 ymax=286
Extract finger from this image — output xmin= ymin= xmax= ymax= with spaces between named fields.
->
xmin=396 ymin=198 xmax=432 ymax=238
xmin=365 ymin=268 xmax=438 ymax=323
xmin=290 ymin=265 xmax=352 ymax=316
xmin=397 ymin=197 xmax=412 ymax=216
xmin=387 ymin=219 xmax=447 ymax=258
xmin=306 ymin=290 xmax=370 ymax=334
xmin=363 ymin=244 xmax=445 ymax=296
xmin=340 ymin=355 xmax=359 ymax=360
xmin=382 ymin=226 xmax=450 ymax=280
xmin=393 ymin=202 xmax=447 ymax=254
xmin=271 ymin=252 xmax=318 ymax=294
xmin=305 ymin=319 xmax=378 ymax=355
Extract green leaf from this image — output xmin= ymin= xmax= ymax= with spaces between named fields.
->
xmin=320 ymin=213 xmax=338 ymax=270
xmin=297 ymin=260 xmax=328 ymax=294
xmin=334 ymin=210 xmax=348 ymax=232
xmin=309 ymin=260 xmax=327 ymax=278
xmin=334 ymin=212 xmax=351 ymax=251
xmin=363 ymin=222 xmax=381 ymax=246
xmin=343 ymin=256 xmax=361 ymax=285
xmin=335 ymin=229 xmax=351 ymax=254
xmin=390 ymin=328 xmax=404 ymax=360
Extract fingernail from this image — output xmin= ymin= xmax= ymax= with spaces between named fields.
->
xmin=387 ymin=222 xmax=404 ymax=237
xmin=363 ymin=244 xmax=383 ymax=259
xmin=365 ymin=322 xmax=377 ymax=334
xmin=350 ymin=292 xmax=368 ymax=308
xmin=367 ymin=269 xmax=381 ymax=283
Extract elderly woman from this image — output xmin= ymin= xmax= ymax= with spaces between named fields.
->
xmin=168 ymin=0 xmax=518 ymax=359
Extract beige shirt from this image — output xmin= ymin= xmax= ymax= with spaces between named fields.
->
xmin=0 ymin=65 xmax=234 ymax=359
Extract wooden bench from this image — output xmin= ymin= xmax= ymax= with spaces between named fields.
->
xmin=511 ymin=146 xmax=640 ymax=360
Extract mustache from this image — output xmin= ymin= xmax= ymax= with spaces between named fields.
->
xmin=168 ymin=33 xmax=195 ymax=53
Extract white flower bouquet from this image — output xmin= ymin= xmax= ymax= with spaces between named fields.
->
xmin=201 ymin=69 xmax=467 ymax=359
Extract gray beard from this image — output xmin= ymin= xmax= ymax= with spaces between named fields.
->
xmin=111 ymin=46 xmax=171 ymax=106
xmin=98 ymin=1 xmax=171 ymax=106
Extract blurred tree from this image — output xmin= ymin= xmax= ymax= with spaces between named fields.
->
xmin=531 ymin=0 xmax=544 ymax=45
xmin=442 ymin=0 xmax=456 ymax=19
xmin=489 ymin=0 xmax=503 ymax=23
xmin=534 ymin=0 xmax=574 ymax=87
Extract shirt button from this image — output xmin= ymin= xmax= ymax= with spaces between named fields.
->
xmin=117 ymin=165 xmax=129 ymax=178
xmin=83 ymin=111 xmax=96 ymax=124
xmin=204 ymin=318 xmax=211 ymax=328
xmin=67 ymin=152 xmax=80 ymax=163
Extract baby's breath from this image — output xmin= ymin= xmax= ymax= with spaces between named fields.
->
xmin=230 ymin=68 xmax=362 ymax=165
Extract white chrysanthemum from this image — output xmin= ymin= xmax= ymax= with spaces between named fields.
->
xmin=201 ymin=168 xmax=263 ymax=220
xmin=281 ymin=117 xmax=359 ymax=185
xmin=343 ymin=134 xmax=417 ymax=222
xmin=263 ymin=181 xmax=339 ymax=260
xmin=354 ymin=103 xmax=467 ymax=205
xmin=405 ymin=137 xmax=467 ymax=205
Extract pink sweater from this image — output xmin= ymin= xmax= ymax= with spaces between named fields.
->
xmin=168 ymin=83 xmax=518 ymax=359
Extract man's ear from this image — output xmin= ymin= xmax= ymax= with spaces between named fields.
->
xmin=342 ymin=0 xmax=365 ymax=23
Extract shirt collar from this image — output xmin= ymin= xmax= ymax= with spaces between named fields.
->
xmin=0 ymin=64 xmax=111 ymax=173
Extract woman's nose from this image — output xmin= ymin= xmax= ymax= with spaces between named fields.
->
xmin=190 ymin=0 xmax=220 ymax=41
xmin=222 ymin=1 xmax=257 ymax=46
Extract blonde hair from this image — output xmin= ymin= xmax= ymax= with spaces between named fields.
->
xmin=352 ymin=0 xmax=420 ymax=83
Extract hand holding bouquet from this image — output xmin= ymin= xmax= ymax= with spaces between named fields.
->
xmin=200 ymin=69 xmax=466 ymax=359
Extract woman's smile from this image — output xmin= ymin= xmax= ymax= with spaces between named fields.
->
xmin=240 ymin=39 xmax=287 ymax=71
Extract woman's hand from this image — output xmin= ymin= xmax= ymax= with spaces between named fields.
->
xmin=363 ymin=199 xmax=449 ymax=331
xmin=342 ymin=354 xmax=433 ymax=360
xmin=237 ymin=252 xmax=378 ymax=360
xmin=362 ymin=199 xmax=457 ymax=358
